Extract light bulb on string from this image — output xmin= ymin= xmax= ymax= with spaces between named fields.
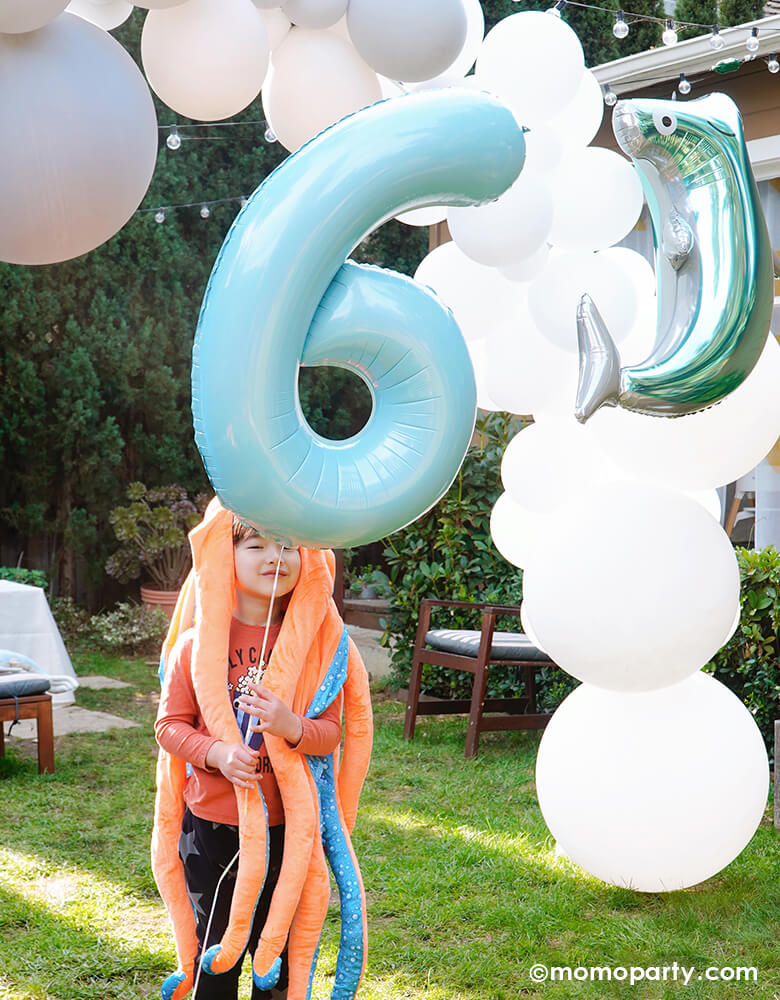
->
xmin=710 ymin=25 xmax=725 ymax=50
xmin=240 ymin=196 xmax=248 ymax=208
xmin=662 ymin=19 xmax=678 ymax=45
xmin=166 ymin=127 xmax=181 ymax=151
xmin=746 ymin=26 xmax=759 ymax=52
xmin=200 ymin=204 xmax=210 ymax=219
xmin=769 ymin=53 xmax=780 ymax=73
xmin=603 ymin=84 xmax=617 ymax=107
xmin=264 ymin=126 xmax=277 ymax=143
xmin=613 ymin=11 xmax=629 ymax=38
xmin=155 ymin=210 xmax=166 ymax=224
xmin=678 ymin=73 xmax=691 ymax=94
xmin=547 ymin=0 xmax=565 ymax=16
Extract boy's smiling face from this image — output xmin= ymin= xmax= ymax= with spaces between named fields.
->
xmin=233 ymin=533 xmax=301 ymax=600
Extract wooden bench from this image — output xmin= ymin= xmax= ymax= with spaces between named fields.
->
xmin=0 ymin=693 xmax=54 ymax=774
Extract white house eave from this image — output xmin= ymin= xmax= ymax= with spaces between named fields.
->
xmin=592 ymin=14 xmax=780 ymax=92
xmin=593 ymin=15 xmax=780 ymax=179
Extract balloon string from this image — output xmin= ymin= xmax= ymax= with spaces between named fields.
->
xmin=192 ymin=547 xmax=285 ymax=1000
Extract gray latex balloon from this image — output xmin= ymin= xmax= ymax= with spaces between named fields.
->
xmin=0 ymin=0 xmax=69 ymax=33
xmin=347 ymin=0 xmax=468 ymax=83
xmin=0 ymin=14 xmax=158 ymax=265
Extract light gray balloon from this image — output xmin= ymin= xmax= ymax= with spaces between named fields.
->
xmin=282 ymin=0 xmax=346 ymax=30
xmin=0 ymin=14 xmax=158 ymax=265
xmin=0 ymin=0 xmax=69 ymax=33
xmin=347 ymin=0 xmax=468 ymax=83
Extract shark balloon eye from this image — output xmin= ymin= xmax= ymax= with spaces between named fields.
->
xmin=653 ymin=109 xmax=678 ymax=135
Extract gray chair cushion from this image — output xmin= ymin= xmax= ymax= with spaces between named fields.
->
xmin=425 ymin=629 xmax=552 ymax=662
xmin=0 ymin=675 xmax=50 ymax=699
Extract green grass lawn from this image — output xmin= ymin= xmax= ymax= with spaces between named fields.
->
xmin=1 ymin=650 xmax=778 ymax=1000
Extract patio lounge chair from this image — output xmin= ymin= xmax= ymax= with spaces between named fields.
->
xmin=403 ymin=598 xmax=557 ymax=759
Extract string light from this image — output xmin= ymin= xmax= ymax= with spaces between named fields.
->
xmin=769 ymin=52 xmax=780 ymax=72
xmin=240 ymin=196 xmax=248 ymax=208
xmin=603 ymin=83 xmax=618 ymax=106
xmin=200 ymin=203 xmax=210 ymax=219
xmin=547 ymin=0 xmax=566 ymax=16
xmin=710 ymin=24 xmax=725 ymax=50
xmin=547 ymin=1 xmax=780 ymax=47
xmin=613 ymin=10 xmax=629 ymax=39
xmin=154 ymin=210 xmax=166 ymax=224
xmin=662 ymin=19 xmax=678 ymax=45
xmin=166 ymin=127 xmax=181 ymax=151
xmin=678 ymin=72 xmax=691 ymax=94
xmin=264 ymin=126 xmax=277 ymax=143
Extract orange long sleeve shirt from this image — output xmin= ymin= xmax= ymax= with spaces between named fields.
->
xmin=155 ymin=617 xmax=342 ymax=826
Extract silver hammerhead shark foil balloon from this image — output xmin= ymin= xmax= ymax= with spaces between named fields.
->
xmin=575 ymin=92 xmax=774 ymax=421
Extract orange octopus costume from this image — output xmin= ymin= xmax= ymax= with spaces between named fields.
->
xmin=151 ymin=498 xmax=373 ymax=1000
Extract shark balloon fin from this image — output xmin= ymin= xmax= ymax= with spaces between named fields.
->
xmin=574 ymin=293 xmax=621 ymax=423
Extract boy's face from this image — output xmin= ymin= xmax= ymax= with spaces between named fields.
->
xmin=233 ymin=534 xmax=301 ymax=600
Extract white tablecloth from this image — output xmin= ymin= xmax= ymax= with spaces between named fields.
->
xmin=0 ymin=581 xmax=77 ymax=705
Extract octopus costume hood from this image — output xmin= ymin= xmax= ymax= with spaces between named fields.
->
xmin=152 ymin=498 xmax=373 ymax=1000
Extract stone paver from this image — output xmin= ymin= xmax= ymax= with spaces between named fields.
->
xmin=76 ymin=675 xmax=132 ymax=690
xmin=4 ymin=705 xmax=139 ymax=740
xmin=347 ymin=625 xmax=392 ymax=680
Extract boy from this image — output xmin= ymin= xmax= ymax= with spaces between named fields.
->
xmin=152 ymin=499 xmax=372 ymax=1000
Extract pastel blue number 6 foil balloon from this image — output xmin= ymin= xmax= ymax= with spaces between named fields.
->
xmin=192 ymin=90 xmax=525 ymax=548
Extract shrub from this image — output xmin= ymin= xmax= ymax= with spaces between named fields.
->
xmin=49 ymin=596 xmax=91 ymax=646
xmin=705 ymin=545 xmax=780 ymax=761
xmin=87 ymin=602 xmax=169 ymax=656
xmin=380 ymin=412 xmax=579 ymax=709
xmin=105 ymin=483 xmax=205 ymax=590
xmin=0 ymin=567 xmax=48 ymax=590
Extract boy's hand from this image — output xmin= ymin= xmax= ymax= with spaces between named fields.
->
xmin=238 ymin=683 xmax=304 ymax=746
xmin=206 ymin=741 xmax=259 ymax=788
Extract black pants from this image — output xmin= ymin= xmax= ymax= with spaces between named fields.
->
xmin=179 ymin=808 xmax=289 ymax=1000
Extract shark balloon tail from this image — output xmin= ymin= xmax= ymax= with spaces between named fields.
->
xmin=574 ymin=294 xmax=620 ymax=422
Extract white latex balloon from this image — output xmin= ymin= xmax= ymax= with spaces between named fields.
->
xmin=282 ymin=0 xmax=346 ymax=29
xmin=0 ymin=0 xmax=68 ymax=32
xmin=142 ymin=0 xmax=269 ymax=122
xmin=475 ymin=12 xmax=584 ymax=128
xmin=546 ymin=68 xmax=604 ymax=149
xmin=414 ymin=241 xmax=526 ymax=344
xmin=347 ymin=0 xmax=467 ymax=83
xmin=259 ymin=6 xmax=291 ymax=48
xmin=406 ymin=0 xmax=483 ymax=84
xmin=521 ymin=126 xmax=563 ymax=174
xmin=528 ymin=250 xmax=640 ymax=353
xmin=536 ymin=672 xmax=769 ymax=891
xmin=499 ymin=244 xmax=549 ymax=284
xmin=0 ymin=14 xmax=157 ymax=266
xmin=490 ymin=492 xmax=547 ymax=570
xmin=522 ymin=481 xmax=741 ymax=691
xmin=501 ymin=419 xmax=618 ymax=514
xmin=251 ymin=0 xmax=282 ymax=8
xmin=66 ymin=0 xmax=132 ymax=29
xmin=484 ymin=306 xmax=579 ymax=419
xmin=587 ymin=335 xmax=780 ymax=490
xmin=262 ymin=28 xmax=381 ymax=153
xmin=520 ymin=601 xmax=548 ymax=652
xmin=448 ymin=170 xmax=553 ymax=267
xmin=548 ymin=146 xmax=643 ymax=251
xmin=684 ymin=488 xmax=722 ymax=523
xmin=467 ymin=339 xmax=503 ymax=412
xmin=396 ymin=205 xmax=447 ymax=227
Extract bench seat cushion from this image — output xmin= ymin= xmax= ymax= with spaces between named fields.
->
xmin=424 ymin=629 xmax=552 ymax=662
xmin=0 ymin=674 xmax=51 ymax=699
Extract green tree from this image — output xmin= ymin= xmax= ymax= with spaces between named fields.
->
xmin=719 ymin=0 xmax=765 ymax=26
xmin=674 ymin=0 xmax=717 ymax=40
